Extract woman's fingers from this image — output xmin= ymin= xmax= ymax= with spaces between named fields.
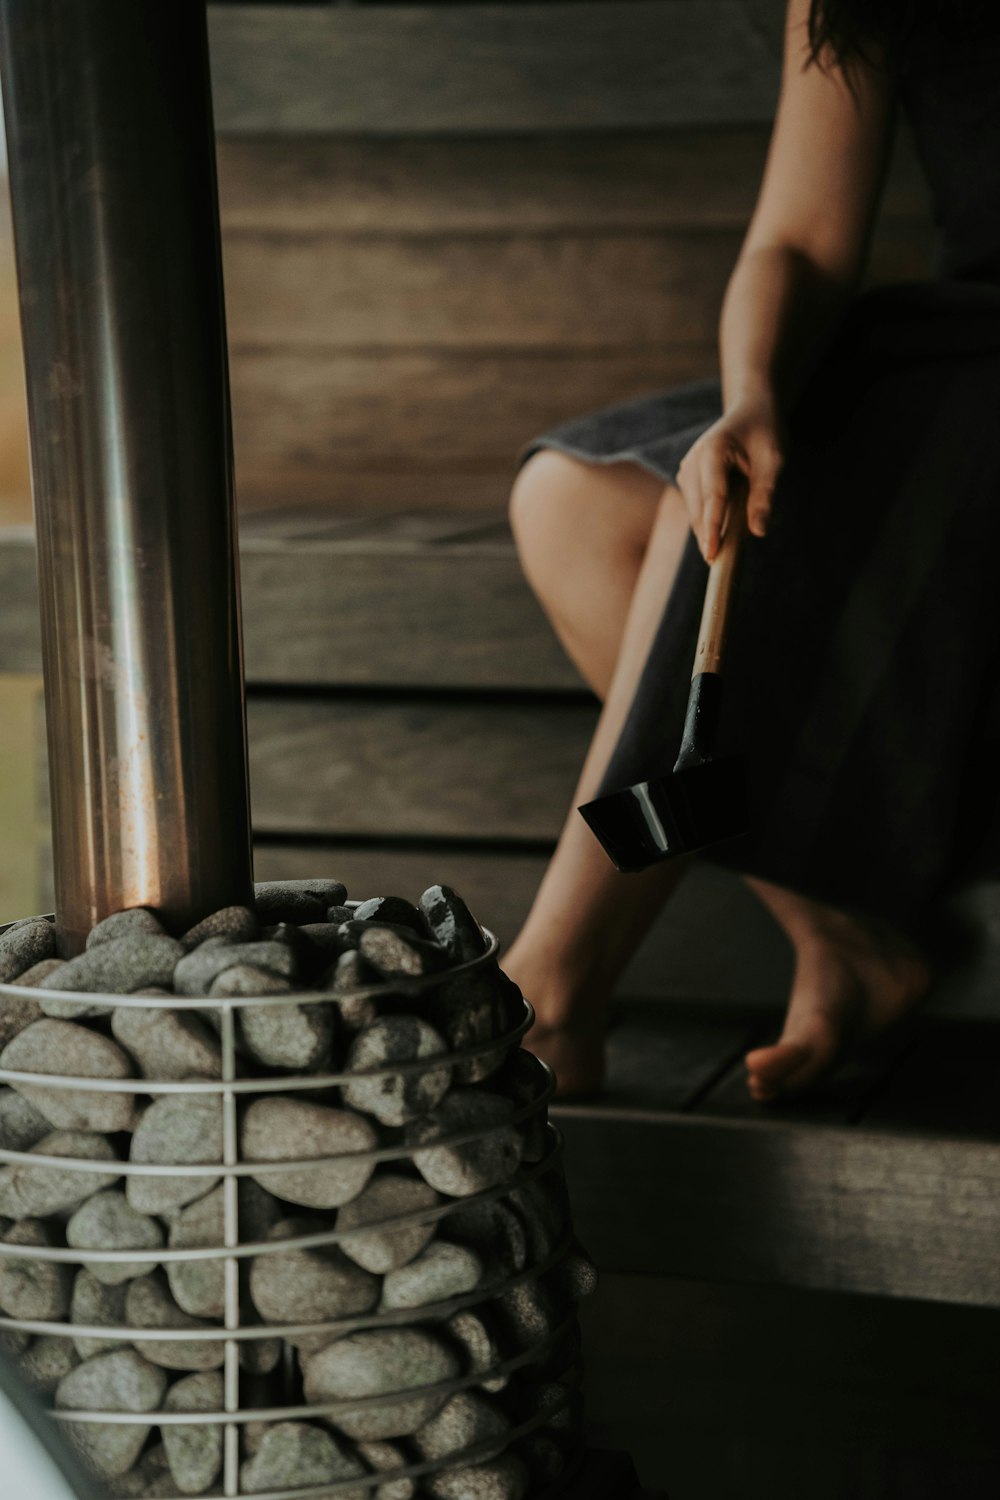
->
xmin=697 ymin=441 xmax=731 ymax=562
xmin=746 ymin=437 xmax=784 ymax=537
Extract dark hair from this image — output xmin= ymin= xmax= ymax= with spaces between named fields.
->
xmin=805 ymin=0 xmax=915 ymax=73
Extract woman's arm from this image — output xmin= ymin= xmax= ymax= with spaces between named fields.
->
xmin=677 ymin=0 xmax=898 ymax=560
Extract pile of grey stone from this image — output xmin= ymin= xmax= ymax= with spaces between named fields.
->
xmin=0 ymin=881 xmax=596 ymax=1500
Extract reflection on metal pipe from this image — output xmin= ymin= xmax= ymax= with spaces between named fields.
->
xmin=0 ymin=0 xmax=253 ymax=952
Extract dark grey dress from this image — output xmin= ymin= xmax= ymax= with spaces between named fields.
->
xmin=521 ymin=16 xmax=1000 ymax=931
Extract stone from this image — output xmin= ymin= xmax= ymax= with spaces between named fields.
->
xmin=326 ymin=950 xmax=379 ymax=1030
xmin=493 ymin=1050 xmax=550 ymax=1162
xmin=506 ymin=1176 xmax=570 ymax=1265
xmin=56 ymin=1349 xmax=167 ymax=1480
xmin=335 ymin=1174 xmax=439 ymax=1274
xmin=380 ymin=1241 xmax=483 ymax=1311
xmin=242 ymin=1097 xmax=377 ymax=1209
xmin=302 ymin=1327 xmax=460 ymax=1440
xmin=249 ymin=1217 xmax=380 ymax=1328
xmin=423 ymin=1454 xmax=529 ymax=1500
xmin=419 ymin=885 xmax=488 ymax=966
xmin=343 ymin=1016 xmax=451 ymax=1126
xmin=493 ymin=1279 xmax=557 ymax=1354
xmin=9 ymin=958 xmax=63 ymax=990
xmin=0 ymin=1088 xmax=51 ymax=1151
xmin=0 ymin=1218 xmax=73 ymax=1318
xmin=111 ymin=1006 xmax=222 ymax=1081
xmin=173 ymin=940 xmax=296 ymax=998
xmin=327 ymin=904 xmax=354 ymax=925
xmin=0 ymin=918 xmax=56 ymax=984
xmin=352 ymin=896 xmax=425 ymax=935
xmin=240 ymin=1421 xmax=367 ymax=1498
xmin=107 ymin=1445 xmax=174 ymax=1498
xmin=126 ymin=1272 xmax=225 ymax=1371
xmin=0 ymin=1130 xmax=120 ymax=1218
xmin=18 ymin=1334 xmax=80 ymax=1393
xmin=167 ymin=1180 xmax=281 ymax=1319
xmin=253 ymin=884 xmax=331 ymax=926
xmin=260 ymin=922 xmax=339 ymax=980
xmin=445 ymin=1200 xmax=528 ymax=1288
xmin=211 ymin=964 xmax=291 ymax=998
xmin=298 ymin=922 xmax=352 ymax=958
xmin=127 ymin=1094 xmax=222 ymax=1214
xmin=546 ymin=1243 xmax=599 ymax=1309
xmin=66 ymin=1190 xmax=164 ymax=1285
xmin=357 ymin=926 xmax=447 ymax=981
xmin=162 ymin=1369 xmax=224 ymax=1496
xmin=445 ymin=1308 xmax=509 ymax=1393
xmin=425 ymin=969 xmax=520 ymax=1086
xmin=86 ymin=909 xmax=166 ymax=949
xmin=233 ymin=991 xmax=335 ymax=1071
xmin=180 ymin=906 xmax=259 ymax=952
xmin=71 ymin=1270 xmax=131 ymax=1360
xmin=355 ymin=1439 xmax=417 ymax=1500
xmin=0 ymin=1019 xmax=136 ymax=1132
xmin=414 ymin=1390 xmax=510 ymax=1464
xmin=260 ymin=878 xmax=348 ymax=907
xmin=407 ymin=1091 xmax=522 ymax=1198
xmin=0 ymin=992 xmax=42 ymax=1049
xmin=521 ymin=1380 xmax=582 ymax=1436
xmin=40 ymin=935 xmax=184 ymax=1018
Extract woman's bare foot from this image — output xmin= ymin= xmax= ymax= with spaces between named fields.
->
xmin=744 ymin=902 xmax=931 ymax=1102
xmin=505 ymin=945 xmax=614 ymax=1100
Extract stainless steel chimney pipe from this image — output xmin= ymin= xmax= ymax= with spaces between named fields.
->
xmin=0 ymin=0 xmax=253 ymax=953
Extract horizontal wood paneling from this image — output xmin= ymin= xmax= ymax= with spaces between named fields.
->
xmin=223 ymin=225 xmax=933 ymax=352
xmin=216 ymin=127 xmax=932 ymax=236
xmin=246 ymin=694 xmax=595 ymax=840
xmin=554 ymin=1109 xmax=1000 ymax=1306
xmin=228 ymin=347 xmax=718 ymax=477
xmin=208 ymin=2 xmax=784 ymax=136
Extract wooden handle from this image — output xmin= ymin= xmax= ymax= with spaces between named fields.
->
xmin=691 ymin=504 xmax=747 ymax=679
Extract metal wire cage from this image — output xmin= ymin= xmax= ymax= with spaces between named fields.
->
xmin=0 ymin=913 xmax=592 ymax=1500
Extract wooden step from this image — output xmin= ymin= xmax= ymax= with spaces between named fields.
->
xmin=555 ymin=999 xmax=1000 ymax=1309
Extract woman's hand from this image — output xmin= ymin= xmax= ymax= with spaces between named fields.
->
xmin=675 ymin=392 xmax=786 ymax=562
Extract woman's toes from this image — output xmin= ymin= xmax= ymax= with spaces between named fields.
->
xmin=745 ymin=1019 xmax=840 ymax=1101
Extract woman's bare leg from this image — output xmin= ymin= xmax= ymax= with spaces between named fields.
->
xmin=505 ymin=450 xmax=931 ymax=1100
xmin=504 ymin=452 xmax=692 ymax=1094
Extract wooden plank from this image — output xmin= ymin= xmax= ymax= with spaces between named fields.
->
xmin=222 ymin=230 xmax=744 ymax=350
xmin=208 ymin=3 xmax=783 ymax=136
xmin=234 ymin=468 xmax=517 ymax=515
xmin=245 ymin=694 xmax=596 ymax=841
xmin=604 ymin=998 xmax=760 ymax=1112
xmin=861 ymin=1021 xmax=1000 ymax=1140
xmin=216 ymin=125 xmax=931 ymax=236
xmin=223 ymin=226 xmax=931 ymax=351
xmin=551 ymin=1108 xmax=1000 ymax=1305
xmin=581 ymin=1272 xmax=1000 ymax=1500
xmin=229 ymin=347 xmax=718 ymax=477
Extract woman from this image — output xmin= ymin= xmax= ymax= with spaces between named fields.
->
xmin=503 ymin=0 xmax=1000 ymax=1100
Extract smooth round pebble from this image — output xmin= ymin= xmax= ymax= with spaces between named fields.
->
xmin=55 ymin=1349 xmax=167 ymax=1479
xmin=0 ymin=1218 xmax=72 ymax=1318
xmin=0 ymin=1130 xmax=120 ymax=1218
xmin=249 ymin=1217 xmax=380 ymax=1326
xmin=302 ymin=1328 xmax=460 ymax=1440
xmin=8 ymin=958 xmax=63 ymax=991
xmin=18 ymin=1333 xmax=80 ymax=1393
xmin=0 ymin=1088 xmax=51 ymax=1151
xmin=162 ymin=1369 xmax=225 ymax=1495
xmin=85 ymin=909 xmax=165 ymax=949
xmin=446 ymin=1199 xmax=528 ymax=1287
xmin=66 ymin=1190 xmax=164 ymax=1285
xmin=234 ymin=993 xmax=334 ymax=1070
xmin=126 ymin=1273 xmax=225 ymax=1371
xmin=180 ymin=906 xmax=259 ymax=952
xmin=425 ymin=969 xmax=520 ymax=1085
xmin=173 ymin=940 xmax=296 ymax=998
xmin=252 ymin=885 xmax=329 ymax=926
xmin=407 ymin=1091 xmax=522 ymax=1198
xmin=336 ymin=1174 xmax=440 ymax=1274
xmin=0 ymin=1019 xmax=136 ymax=1132
xmin=493 ymin=1278 xmax=557 ymax=1353
xmin=493 ymin=1049 xmax=550 ymax=1161
xmin=413 ymin=1390 xmax=510 ymax=1464
xmin=40 ymin=935 xmax=183 ymax=1017
xmin=419 ymin=884 xmax=488 ymax=965
xmin=240 ymin=1421 xmax=367 ymax=1498
xmin=358 ymin=926 xmax=447 ymax=981
xmin=446 ymin=1308 xmax=509 ymax=1393
xmin=242 ymin=1097 xmax=377 ymax=1209
xmin=111 ymin=1006 xmax=221 ymax=1081
xmin=343 ymin=1016 xmax=451 ymax=1126
xmin=380 ymin=1240 xmax=483 ymax=1310
xmin=107 ymin=1445 xmax=175 ymax=1498
xmin=352 ymin=896 xmax=425 ymax=934
xmin=70 ymin=1270 xmax=130 ymax=1360
xmin=0 ymin=992 xmax=42 ymax=1048
xmin=127 ymin=1094 xmax=222 ymax=1213
xmin=355 ymin=1439 xmax=417 ymax=1500
xmin=423 ymin=1453 xmax=529 ymax=1500
xmin=0 ymin=918 xmax=56 ymax=984
xmin=326 ymin=950 xmax=379 ymax=1030
xmin=167 ymin=1181 xmax=281 ymax=1318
